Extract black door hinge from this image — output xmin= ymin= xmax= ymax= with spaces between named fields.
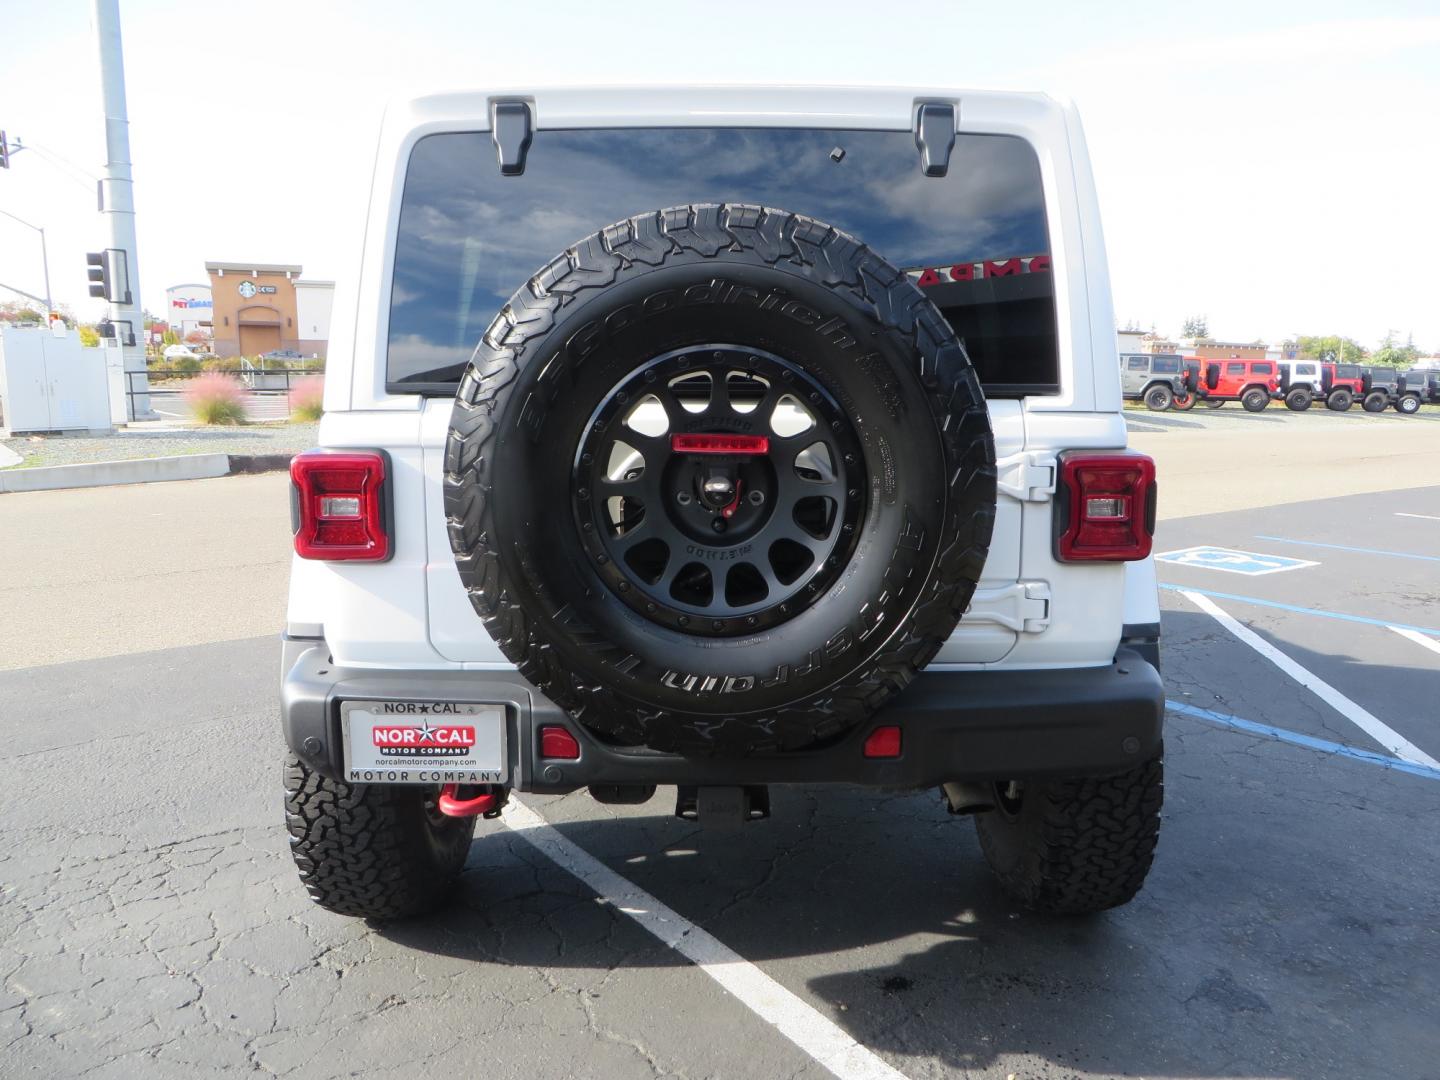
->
xmin=491 ymin=99 xmax=534 ymax=177
xmin=914 ymin=102 xmax=957 ymax=178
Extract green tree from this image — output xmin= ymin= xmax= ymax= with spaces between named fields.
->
xmin=1181 ymin=315 xmax=1209 ymax=339
xmin=1295 ymin=334 xmax=1367 ymax=364
xmin=1370 ymin=331 xmax=1420 ymax=368
xmin=78 ymin=324 xmax=101 ymax=347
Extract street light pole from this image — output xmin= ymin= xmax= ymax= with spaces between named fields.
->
xmin=0 ymin=208 xmax=53 ymax=312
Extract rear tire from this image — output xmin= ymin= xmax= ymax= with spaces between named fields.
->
xmin=1171 ymin=391 xmax=1196 ymax=411
xmin=1362 ymin=391 xmax=1388 ymax=413
xmin=1397 ymin=394 xmax=1421 ymax=415
xmin=1143 ymin=384 xmax=1173 ymax=411
xmin=975 ymin=750 xmax=1163 ymax=914
xmin=1326 ymin=389 xmax=1353 ymax=412
xmin=1203 ymin=398 xmax=1225 ymax=409
xmin=284 ymin=754 xmax=475 ymax=919
xmin=1284 ymin=388 xmax=1313 ymax=411
xmin=1241 ymin=387 xmax=1269 ymax=412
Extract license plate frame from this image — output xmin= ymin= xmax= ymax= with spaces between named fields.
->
xmin=340 ymin=700 xmax=508 ymax=785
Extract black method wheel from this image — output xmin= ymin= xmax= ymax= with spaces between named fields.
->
xmin=1203 ymin=398 xmax=1225 ymax=409
xmin=1143 ymin=384 xmax=1173 ymax=411
xmin=573 ymin=346 xmax=867 ymax=634
xmin=284 ymin=754 xmax=474 ymax=920
xmin=1362 ymin=391 xmax=1388 ymax=413
xmin=1241 ymin=387 xmax=1269 ymax=412
xmin=1397 ymin=394 xmax=1421 ymax=415
xmin=975 ymin=749 xmax=1163 ymax=914
xmin=1285 ymin=387 xmax=1313 ymax=411
xmin=445 ymin=204 xmax=996 ymax=754
xmin=1327 ymin=389 xmax=1353 ymax=412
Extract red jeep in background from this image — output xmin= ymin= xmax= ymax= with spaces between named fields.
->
xmin=1277 ymin=361 xmax=1367 ymax=411
xmin=1196 ymin=359 xmax=1280 ymax=411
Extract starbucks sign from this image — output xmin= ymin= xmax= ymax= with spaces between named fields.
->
xmin=237 ymin=280 xmax=277 ymax=298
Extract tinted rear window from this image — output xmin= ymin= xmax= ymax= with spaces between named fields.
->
xmin=387 ymin=128 xmax=1058 ymax=396
xmin=1252 ymin=362 xmax=1273 ymax=374
xmin=1151 ymin=357 xmax=1180 ymax=373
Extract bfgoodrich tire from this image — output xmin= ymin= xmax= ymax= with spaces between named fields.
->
xmin=975 ymin=750 xmax=1163 ymax=914
xmin=1241 ymin=387 xmax=1270 ymax=412
xmin=1363 ymin=391 xmax=1388 ymax=413
xmin=284 ymin=754 xmax=475 ymax=919
xmin=445 ymin=204 xmax=996 ymax=754
xmin=1327 ymin=389 xmax=1353 ymax=412
xmin=1285 ymin=388 xmax=1313 ymax=411
xmin=1397 ymin=394 xmax=1421 ymax=415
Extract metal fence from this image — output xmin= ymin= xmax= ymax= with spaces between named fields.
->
xmin=128 ymin=368 xmax=321 ymax=422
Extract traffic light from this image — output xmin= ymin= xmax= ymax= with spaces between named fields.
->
xmin=86 ymin=249 xmax=131 ymax=304
xmin=87 ymin=252 xmax=107 ymax=297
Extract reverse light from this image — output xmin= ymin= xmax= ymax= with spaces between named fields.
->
xmin=1055 ymin=452 xmax=1156 ymax=562
xmin=862 ymin=725 xmax=902 ymax=759
xmin=539 ymin=726 xmax=581 ymax=760
xmin=290 ymin=449 xmax=391 ymax=561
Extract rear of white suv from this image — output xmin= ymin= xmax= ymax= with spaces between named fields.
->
xmin=281 ymin=86 xmax=1163 ymax=920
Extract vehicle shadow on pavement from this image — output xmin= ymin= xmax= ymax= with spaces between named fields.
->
xmin=372 ymin=610 xmax=1440 ymax=1079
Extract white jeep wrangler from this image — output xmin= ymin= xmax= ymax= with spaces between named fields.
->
xmin=281 ymin=86 xmax=1164 ymax=920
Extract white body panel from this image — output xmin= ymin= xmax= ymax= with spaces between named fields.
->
xmin=291 ymin=85 xmax=1158 ymax=674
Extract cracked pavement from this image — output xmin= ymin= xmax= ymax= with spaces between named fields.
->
xmin=2 ymin=473 xmax=1439 ymax=1078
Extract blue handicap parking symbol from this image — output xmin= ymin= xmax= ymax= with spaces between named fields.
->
xmin=1154 ymin=546 xmax=1319 ymax=576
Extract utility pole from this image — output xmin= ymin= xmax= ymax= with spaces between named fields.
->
xmin=92 ymin=0 xmax=152 ymax=419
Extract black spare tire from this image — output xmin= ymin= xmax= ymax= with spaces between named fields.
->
xmin=445 ymin=204 xmax=996 ymax=754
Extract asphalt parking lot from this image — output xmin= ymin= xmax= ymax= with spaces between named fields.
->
xmin=2 ymin=464 xmax=1438 ymax=1077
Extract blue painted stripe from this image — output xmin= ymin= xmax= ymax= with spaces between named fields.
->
xmin=1167 ymin=700 xmax=1440 ymax=783
xmin=1254 ymin=535 xmax=1440 ymax=563
xmin=1157 ymin=583 xmax=1440 ymax=637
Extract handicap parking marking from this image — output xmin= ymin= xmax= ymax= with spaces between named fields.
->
xmin=1155 ymin=545 xmax=1319 ymax=576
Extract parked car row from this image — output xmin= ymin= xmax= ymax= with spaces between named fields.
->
xmin=1120 ymin=353 xmax=1438 ymax=414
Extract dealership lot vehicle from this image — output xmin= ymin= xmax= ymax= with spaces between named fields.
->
xmin=1278 ymin=359 xmax=1366 ymax=411
xmin=280 ymin=86 xmax=1166 ymax=922
xmin=1195 ymin=357 xmax=1278 ymax=411
xmin=1400 ymin=368 xmax=1440 ymax=412
xmin=5 ymin=478 xmax=1440 ymax=1080
xmin=1119 ymin=352 xmax=1200 ymax=410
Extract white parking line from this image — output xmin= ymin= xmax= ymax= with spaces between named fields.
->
xmin=501 ymin=798 xmax=908 ymax=1080
xmin=1390 ymin=625 xmax=1440 ymax=659
xmin=1180 ymin=590 xmax=1440 ymax=770
xmin=1395 ymin=513 xmax=1440 ymax=522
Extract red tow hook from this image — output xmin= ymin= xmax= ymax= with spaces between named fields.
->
xmin=437 ymin=784 xmax=503 ymax=818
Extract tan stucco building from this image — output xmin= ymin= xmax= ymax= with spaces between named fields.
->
xmin=206 ymin=262 xmax=303 ymax=357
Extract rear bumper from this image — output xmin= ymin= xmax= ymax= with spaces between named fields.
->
xmin=280 ymin=637 xmax=1164 ymax=791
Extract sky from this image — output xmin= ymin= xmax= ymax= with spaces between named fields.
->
xmin=2 ymin=0 xmax=1437 ymax=350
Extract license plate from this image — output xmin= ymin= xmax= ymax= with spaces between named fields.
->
xmin=340 ymin=700 xmax=507 ymax=785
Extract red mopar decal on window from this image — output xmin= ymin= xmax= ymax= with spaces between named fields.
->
xmin=371 ymin=724 xmax=477 ymax=757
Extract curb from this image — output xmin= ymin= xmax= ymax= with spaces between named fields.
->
xmin=0 ymin=452 xmax=295 ymax=494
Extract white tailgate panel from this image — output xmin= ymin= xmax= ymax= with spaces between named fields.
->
xmin=934 ymin=400 xmax=1023 ymax=663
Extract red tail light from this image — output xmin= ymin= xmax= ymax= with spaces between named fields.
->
xmin=539 ymin=726 xmax=581 ymax=760
xmin=1055 ymin=452 xmax=1156 ymax=562
xmin=290 ymin=449 xmax=391 ymax=561
xmin=862 ymin=725 xmax=902 ymax=759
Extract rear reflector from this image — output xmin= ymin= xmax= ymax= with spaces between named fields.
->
xmin=1055 ymin=452 xmax=1156 ymax=562
xmin=539 ymin=726 xmax=580 ymax=760
xmin=290 ymin=449 xmax=391 ymax=561
xmin=862 ymin=725 xmax=902 ymax=759
xmin=670 ymin=433 xmax=770 ymax=455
